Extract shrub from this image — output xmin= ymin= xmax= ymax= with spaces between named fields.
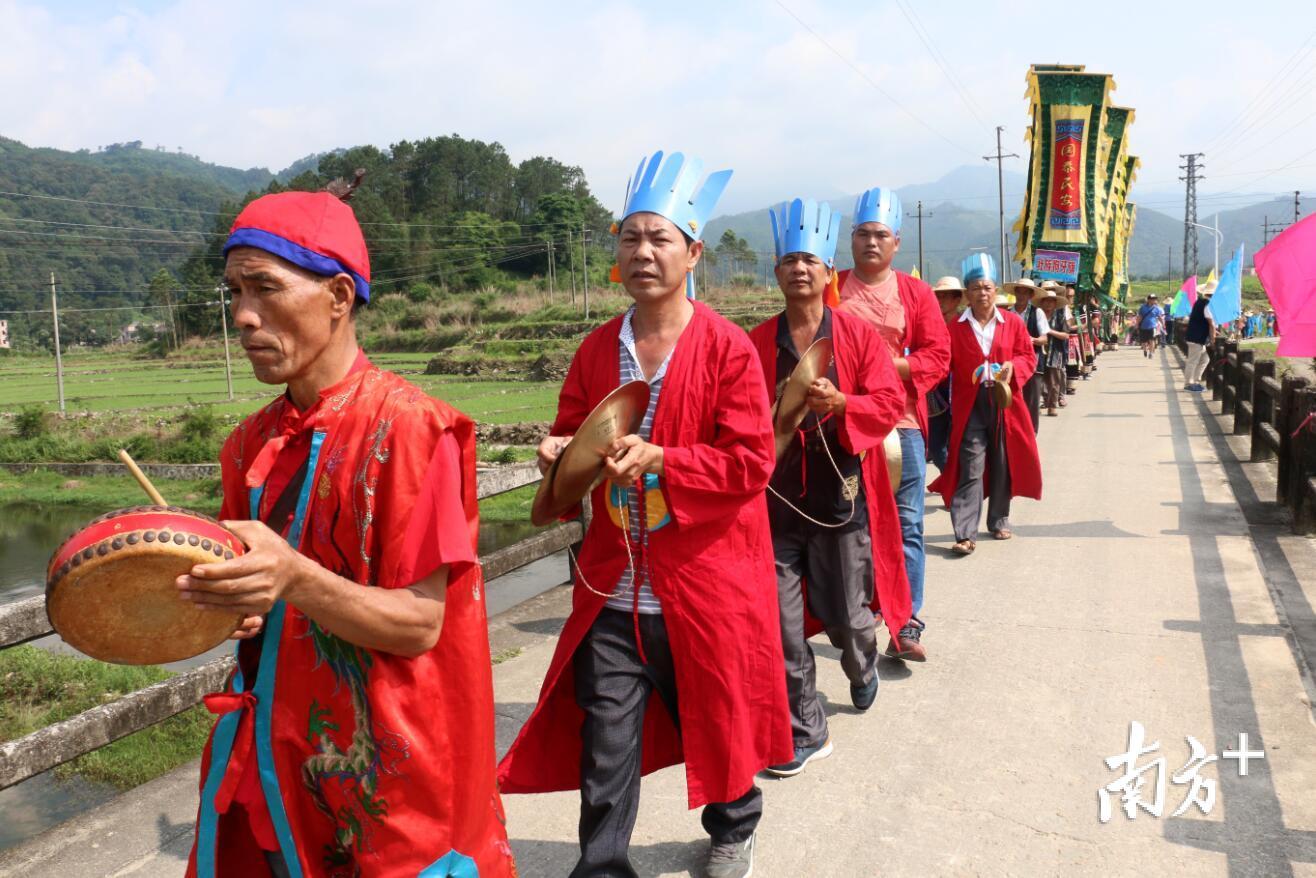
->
xmin=12 ymin=405 xmax=47 ymax=440
xmin=178 ymin=405 xmax=220 ymax=442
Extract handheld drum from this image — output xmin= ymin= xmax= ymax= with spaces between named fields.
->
xmin=46 ymin=506 xmax=245 ymax=665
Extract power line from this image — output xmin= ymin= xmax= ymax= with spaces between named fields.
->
xmin=891 ymin=0 xmax=990 ymax=133
xmin=1201 ymin=27 xmax=1316 ymax=153
xmin=772 ymin=0 xmax=976 ymax=157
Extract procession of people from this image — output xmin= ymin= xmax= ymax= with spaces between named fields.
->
xmin=163 ymin=149 xmax=1126 ymax=878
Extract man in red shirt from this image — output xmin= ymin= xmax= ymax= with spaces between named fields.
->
xmin=178 ymin=188 xmax=514 ymax=877
xmin=748 ymin=198 xmax=908 ymax=778
xmin=835 ymin=187 xmax=951 ymax=662
xmin=498 ymin=151 xmax=790 ymax=878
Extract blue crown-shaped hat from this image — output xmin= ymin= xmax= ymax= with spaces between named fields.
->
xmin=620 ymin=150 xmax=732 ymax=242
xmin=770 ymin=198 xmax=842 ymax=267
xmin=852 ymin=187 xmax=902 ymax=234
xmin=961 ymin=252 xmax=998 ymax=285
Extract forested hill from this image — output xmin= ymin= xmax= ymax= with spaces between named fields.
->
xmin=0 ymin=136 xmax=613 ymax=349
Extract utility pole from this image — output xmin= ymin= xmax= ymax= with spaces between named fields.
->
xmin=1262 ymin=218 xmax=1288 ymax=247
xmin=215 ymin=284 xmax=234 ymax=401
xmin=567 ymin=229 xmax=577 ymax=304
xmin=1179 ymin=153 xmax=1205 ymax=277
xmin=1167 ymin=246 xmax=1173 ymax=295
xmin=50 ymin=272 xmax=65 ymax=414
xmin=910 ymin=200 xmax=932 ymax=279
xmin=1296 ymin=190 xmax=1302 ymax=224
xmin=581 ymin=226 xmax=590 ymax=319
xmin=983 ymin=126 xmax=1019 ymax=282
xmin=546 ymin=239 xmax=555 ymax=301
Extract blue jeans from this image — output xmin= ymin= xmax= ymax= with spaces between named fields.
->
xmin=895 ymin=427 xmax=927 ymax=624
xmin=927 ymin=412 xmax=951 ymax=473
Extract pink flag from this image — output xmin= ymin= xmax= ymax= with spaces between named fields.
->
xmin=1181 ymin=275 xmax=1198 ymax=304
xmin=1255 ymin=214 xmax=1316 ymax=356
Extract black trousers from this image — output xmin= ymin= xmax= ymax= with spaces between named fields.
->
xmin=771 ymin=521 xmax=877 ymax=748
xmin=950 ymin=385 xmax=1013 ymax=541
xmin=1022 ymin=373 xmax=1042 ymax=433
xmin=572 ymin=608 xmax=762 ymax=878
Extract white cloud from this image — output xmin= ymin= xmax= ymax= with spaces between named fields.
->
xmin=1 ymin=0 xmax=1312 ymax=215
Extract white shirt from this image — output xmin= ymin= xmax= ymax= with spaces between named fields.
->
xmin=607 ymin=307 xmax=674 ymax=616
xmin=960 ymin=306 xmax=1004 ymax=357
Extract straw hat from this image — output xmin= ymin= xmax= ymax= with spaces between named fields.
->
xmin=1200 ymin=281 xmax=1217 ymax=297
xmin=1036 ymin=285 xmax=1059 ymax=303
xmin=994 ymin=293 xmax=1011 ymax=307
xmin=1005 ymin=277 xmax=1039 ymax=296
xmin=932 ymin=276 xmax=965 ymax=294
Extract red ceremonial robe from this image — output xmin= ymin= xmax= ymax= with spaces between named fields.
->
xmin=497 ymin=301 xmax=793 ymax=808
xmin=188 ymin=354 xmax=515 ymax=878
xmin=928 ymin=311 xmax=1043 ymax=505
xmin=835 ymin=269 xmax=951 ymax=437
xmin=748 ymin=308 xmax=912 ymax=643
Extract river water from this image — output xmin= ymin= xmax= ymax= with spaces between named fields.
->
xmin=0 ymin=501 xmax=565 ymax=852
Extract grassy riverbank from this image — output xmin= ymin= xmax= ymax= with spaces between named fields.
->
xmin=0 ymin=646 xmax=212 ymax=790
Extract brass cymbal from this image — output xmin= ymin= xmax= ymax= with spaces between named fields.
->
xmin=774 ymin=337 xmax=833 ymax=460
xmin=992 ymin=378 xmax=1013 ymax=409
xmin=530 ymin=380 xmax=651 ymax=526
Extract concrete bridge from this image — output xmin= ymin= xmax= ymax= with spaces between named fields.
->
xmin=3 ymin=347 xmax=1315 ymax=877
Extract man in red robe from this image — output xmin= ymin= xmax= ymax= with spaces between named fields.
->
xmin=177 ymin=188 xmax=516 ymax=877
xmin=497 ymin=151 xmax=791 ymax=878
xmin=833 ymin=187 xmax=950 ymax=662
xmin=747 ymin=198 xmax=909 ymax=778
xmin=929 ymin=253 xmax=1042 ymax=554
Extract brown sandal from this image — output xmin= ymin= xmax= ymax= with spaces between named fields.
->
xmin=992 ymin=529 xmax=1013 ymax=540
xmin=952 ymin=540 xmax=976 ymax=555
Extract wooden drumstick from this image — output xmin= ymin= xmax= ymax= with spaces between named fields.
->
xmin=117 ymin=449 xmax=168 ymax=506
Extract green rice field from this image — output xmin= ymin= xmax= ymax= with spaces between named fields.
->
xmin=0 ymin=350 xmax=560 ymax=425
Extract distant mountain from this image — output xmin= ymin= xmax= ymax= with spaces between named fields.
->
xmin=704 ymin=165 xmax=1291 ymax=283
xmin=274 ymin=150 xmax=346 ymax=183
xmin=0 ymin=137 xmax=271 ymax=325
xmin=0 ymin=135 xmax=614 ymax=349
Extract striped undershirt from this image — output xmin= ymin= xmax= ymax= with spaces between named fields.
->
xmin=605 ymin=306 xmax=672 ymax=615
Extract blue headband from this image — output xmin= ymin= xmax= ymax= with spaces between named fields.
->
xmin=769 ymin=198 xmax=841 ymax=267
xmin=620 ymin=150 xmax=732 ymax=242
xmin=961 ymin=252 xmax=998 ymax=285
xmin=852 ymin=187 xmax=902 ymax=234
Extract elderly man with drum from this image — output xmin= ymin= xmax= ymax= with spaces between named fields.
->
xmin=177 ymin=188 xmax=514 ymax=877
xmin=498 ymin=150 xmax=791 ymax=878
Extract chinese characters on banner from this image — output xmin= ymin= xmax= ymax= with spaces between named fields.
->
xmin=1050 ymin=118 xmax=1084 ymax=231
xmin=1099 ymin=721 xmax=1266 ymax=822
xmin=1033 ymin=249 xmax=1081 ymax=283
xmin=0 ymin=319 xmax=8 ymax=349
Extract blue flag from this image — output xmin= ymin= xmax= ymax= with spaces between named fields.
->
xmin=1208 ymin=244 xmax=1246 ymax=325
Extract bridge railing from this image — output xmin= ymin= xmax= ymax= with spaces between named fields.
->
xmin=0 ymin=461 xmax=580 ymax=791
xmin=1200 ymin=337 xmax=1316 ymax=534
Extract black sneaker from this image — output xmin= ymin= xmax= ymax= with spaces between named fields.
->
xmin=850 ymin=674 xmax=879 ymax=711
xmin=764 ymin=738 xmax=833 ymax=778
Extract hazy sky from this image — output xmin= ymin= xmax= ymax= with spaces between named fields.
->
xmin=5 ymin=0 xmax=1314 ymax=216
